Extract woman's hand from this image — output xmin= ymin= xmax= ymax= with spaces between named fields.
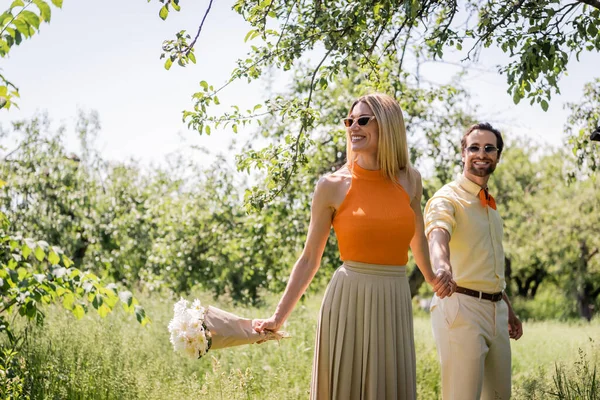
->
xmin=252 ymin=315 xmax=283 ymax=333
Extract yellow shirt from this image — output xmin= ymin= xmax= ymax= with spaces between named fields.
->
xmin=424 ymin=174 xmax=505 ymax=293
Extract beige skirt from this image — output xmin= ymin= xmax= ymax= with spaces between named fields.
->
xmin=310 ymin=261 xmax=416 ymax=400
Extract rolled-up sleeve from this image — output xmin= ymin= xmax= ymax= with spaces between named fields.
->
xmin=424 ymin=195 xmax=456 ymax=238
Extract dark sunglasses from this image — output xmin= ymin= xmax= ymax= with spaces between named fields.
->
xmin=466 ymin=145 xmax=498 ymax=154
xmin=342 ymin=115 xmax=376 ymax=128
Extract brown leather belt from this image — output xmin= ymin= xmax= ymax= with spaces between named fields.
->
xmin=455 ymin=286 xmax=503 ymax=302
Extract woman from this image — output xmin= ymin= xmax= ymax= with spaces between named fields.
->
xmin=253 ymin=93 xmax=455 ymax=399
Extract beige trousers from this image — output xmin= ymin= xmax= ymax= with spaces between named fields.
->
xmin=431 ymin=293 xmax=511 ymax=400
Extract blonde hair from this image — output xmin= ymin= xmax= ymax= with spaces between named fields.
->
xmin=346 ymin=93 xmax=410 ymax=182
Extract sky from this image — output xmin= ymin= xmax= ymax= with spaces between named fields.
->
xmin=1 ymin=0 xmax=599 ymax=172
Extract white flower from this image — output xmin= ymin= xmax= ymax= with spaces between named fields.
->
xmin=173 ymin=298 xmax=189 ymax=316
xmin=168 ymin=298 xmax=210 ymax=359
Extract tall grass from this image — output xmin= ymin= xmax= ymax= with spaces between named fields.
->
xmin=549 ymin=344 xmax=598 ymax=400
xmin=3 ymin=291 xmax=599 ymax=399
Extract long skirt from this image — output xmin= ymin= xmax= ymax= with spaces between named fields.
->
xmin=310 ymin=260 xmax=416 ymax=400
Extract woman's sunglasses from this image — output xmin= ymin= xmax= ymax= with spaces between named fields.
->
xmin=466 ymin=145 xmax=498 ymax=154
xmin=342 ymin=115 xmax=376 ymax=128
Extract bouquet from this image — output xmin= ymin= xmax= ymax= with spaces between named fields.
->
xmin=168 ymin=298 xmax=288 ymax=359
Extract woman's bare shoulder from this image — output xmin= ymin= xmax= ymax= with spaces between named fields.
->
xmin=314 ymin=165 xmax=351 ymax=203
xmin=318 ymin=165 xmax=351 ymax=186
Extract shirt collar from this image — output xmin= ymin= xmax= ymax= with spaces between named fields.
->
xmin=457 ymin=174 xmax=484 ymax=197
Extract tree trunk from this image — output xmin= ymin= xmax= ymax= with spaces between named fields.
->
xmin=576 ymin=241 xmax=594 ymax=321
xmin=577 ymin=289 xmax=594 ymax=322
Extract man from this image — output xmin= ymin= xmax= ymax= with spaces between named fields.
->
xmin=424 ymin=123 xmax=523 ymax=400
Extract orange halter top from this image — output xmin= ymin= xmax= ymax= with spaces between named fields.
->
xmin=332 ymin=163 xmax=416 ymax=266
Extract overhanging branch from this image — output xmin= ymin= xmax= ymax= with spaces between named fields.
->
xmin=184 ymin=0 xmax=214 ymax=54
xmin=578 ymin=0 xmax=600 ymax=10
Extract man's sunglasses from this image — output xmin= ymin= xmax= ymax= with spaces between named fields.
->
xmin=466 ymin=145 xmax=498 ymax=154
xmin=342 ymin=115 xmax=376 ymax=128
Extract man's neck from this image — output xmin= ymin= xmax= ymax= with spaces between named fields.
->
xmin=462 ymin=172 xmax=490 ymax=188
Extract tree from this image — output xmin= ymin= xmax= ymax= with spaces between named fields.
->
xmin=162 ymin=0 xmax=599 ymax=206
xmin=491 ymin=144 xmax=600 ymax=320
xmin=565 ymin=78 xmax=600 ymax=178
xmin=2 ymin=1 xmax=599 ymax=205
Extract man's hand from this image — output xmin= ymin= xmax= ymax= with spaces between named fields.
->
xmin=431 ymin=268 xmax=457 ymax=299
xmin=508 ymin=310 xmax=523 ymax=340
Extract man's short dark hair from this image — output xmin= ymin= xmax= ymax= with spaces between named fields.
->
xmin=461 ymin=122 xmax=504 ymax=157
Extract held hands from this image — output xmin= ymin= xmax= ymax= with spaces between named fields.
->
xmin=252 ymin=315 xmax=282 ymax=333
xmin=430 ymin=268 xmax=456 ymax=299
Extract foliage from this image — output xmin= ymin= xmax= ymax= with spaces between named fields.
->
xmin=0 ymin=207 xmax=150 ymax=339
xmin=491 ymin=144 xmax=600 ymax=320
xmin=0 ymin=0 xmax=63 ymax=109
xmin=565 ymin=78 xmax=600 ymax=178
xmin=0 ymin=113 xmax=315 ymax=303
xmin=168 ymin=0 xmax=600 ymax=206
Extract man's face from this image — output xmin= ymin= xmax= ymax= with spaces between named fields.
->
xmin=461 ymin=129 xmax=500 ymax=179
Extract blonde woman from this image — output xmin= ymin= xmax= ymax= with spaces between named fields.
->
xmin=253 ymin=93 xmax=455 ymax=399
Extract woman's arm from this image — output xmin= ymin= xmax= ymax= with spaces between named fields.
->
xmin=253 ymin=176 xmax=336 ymax=332
xmin=408 ymin=169 xmax=455 ymax=298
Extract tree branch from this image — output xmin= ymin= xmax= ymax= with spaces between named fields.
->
xmin=184 ymin=0 xmax=214 ymax=55
xmin=586 ymin=248 xmax=599 ymax=262
xmin=578 ymin=0 xmax=600 ymax=10
xmin=0 ymin=0 xmax=34 ymax=37
xmin=269 ymin=48 xmax=333 ymax=200
xmin=463 ymin=0 xmax=526 ymax=61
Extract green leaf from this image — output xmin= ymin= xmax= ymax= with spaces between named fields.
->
xmin=50 ymin=0 xmax=62 ymax=7
xmin=588 ymin=24 xmax=598 ymax=38
xmin=33 ymin=0 xmax=51 ymax=22
xmin=188 ymin=52 xmax=196 ymax=64
xmin=541 ymin=100 xmax=549 ymax=112
xmin=164 ymin=57 xmax=173 ymax=70
xmin=72 ymin=304 xmax=85 ymax=319
xmin=200 ymin=80 xmax=208 ymax=90
xmin=48 ymin=250 xmax=60 ymax=265
xmin=62 ymin=292 xmax=74 ymax=310
xmin=13 ymin=19 xmax=30 ymax=36
xmin=20 ymin=11 xmax=40 ymax=29
xmin=10 ymin=0 xmax=25 ymax=8
xmin=512 ymin=90 xmax=521 ymax=105
xmin=0 ymin=179 xmax=6 ymax=188
xmin=92 ymin=293 xmax=103 ymax=309
xmin=21 ymin=243 xmax=32 ymax=259
xmin=159 ymin=5 xmax=169 ymax=20
xmin=244 ymin=29 xmax=256 ymax=43
xmin=34 ymin=246 xmax=45 ymax=261
xmin=205 ymin=125 xmax=211 ymax=135
xmin=134 ymin=305 xmax=146 ymax=324
xmin=62 ymin=254 xmax=73 ymax=268
xmin=97 ymin=303 xmax=110 ymax=318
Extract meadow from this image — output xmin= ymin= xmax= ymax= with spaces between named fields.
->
xmin=7 ymin=290 xmax=599 ymax=400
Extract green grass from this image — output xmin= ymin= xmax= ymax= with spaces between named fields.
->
xmin=4 ymin=291 xmax=599 ymax=399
